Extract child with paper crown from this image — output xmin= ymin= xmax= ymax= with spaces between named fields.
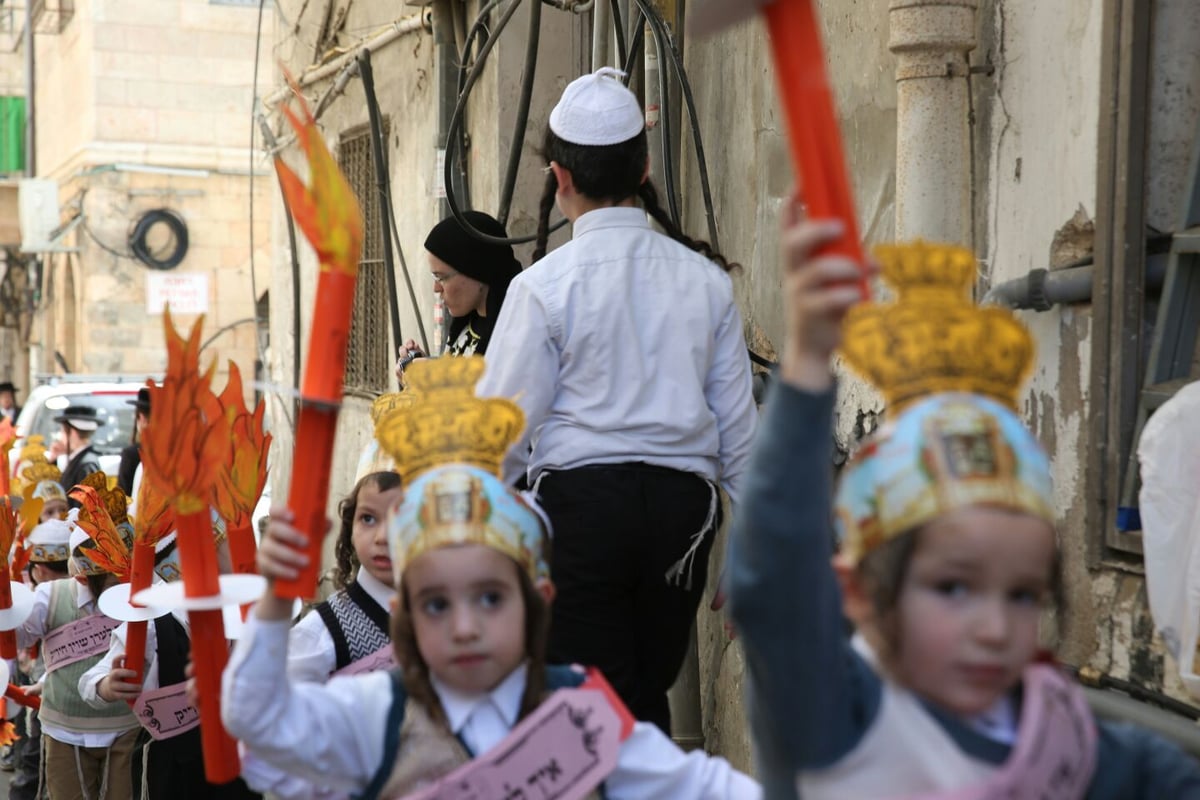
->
xmin=224 ymin=358 xmax=760 ymax=799
xmin=238 ymin=465 xmax=400 ymax=800
xmin=76 ymin=480 xmax=261 ymax=800
xmin=726 ymin=216 xmax=1200 ymax=799
xmin=476 ymin=66 xmax=757 ymax=733
xmin=13 ymin=480 xmax=140 ymax=800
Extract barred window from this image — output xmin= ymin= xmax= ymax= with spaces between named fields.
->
xmin=337 ymin=123 xmax=390 ymax=396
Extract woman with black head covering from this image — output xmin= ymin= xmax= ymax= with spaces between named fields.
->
xmin=394 ymin=211 xmax=522 ymax=380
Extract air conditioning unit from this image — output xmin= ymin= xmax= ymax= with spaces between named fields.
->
xmin=19 ymin=177 xmax=60 ymax=253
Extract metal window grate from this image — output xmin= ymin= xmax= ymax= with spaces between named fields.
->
xmin=338 ymin=124 xmax=390 ymax=395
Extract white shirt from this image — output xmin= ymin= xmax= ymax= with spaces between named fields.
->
xmin=477 ymin=207 xmax=758 ymax=509
xmin=286 ymin=570 xmax=395 ymax=684
xmin=78 ymin=608 xmax=191 ymax=709
xmin=17 ymin=579 xmax=130 ymax=747
xmin=240 ymin=571 xmax=396 ymax=800
xmin=223 ymin=614 xmax=760 ymax=799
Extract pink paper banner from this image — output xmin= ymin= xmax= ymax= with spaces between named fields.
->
xmin=333 ymin=644 xmax=395 ymax=678
xmin=43 ymin=614 xmax=121 ymax=674
xmin=401 ymin=685 xmax=624 ymax=800
xmin=133 ymin=682 xmax=200 ymax=741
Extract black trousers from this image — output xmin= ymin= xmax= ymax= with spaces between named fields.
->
xmin=539 ymin=463 xmax=719 ymax=734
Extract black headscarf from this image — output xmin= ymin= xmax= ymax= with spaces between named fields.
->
xmin=424 ymin=211 xmax=523 ymax=354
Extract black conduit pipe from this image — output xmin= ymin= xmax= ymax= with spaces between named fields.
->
xmin=498 ymin=0 xmax=542 ymax=226
xmin=357 ymin=50 xmax=406 ymax=355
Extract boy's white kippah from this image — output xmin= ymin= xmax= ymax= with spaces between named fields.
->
xmin=549 ymin=67 xmax=644 ymax=146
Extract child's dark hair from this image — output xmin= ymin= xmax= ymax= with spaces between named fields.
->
xmin=534 ymin=127 xmax=736 ymax=272
xmin=392 ymin=553 xmax=551 ymax=728
xmin=854 ymin=524 xmax=1065 ymax=657
xmin=331 ymin=471 xmax=403 ymax=590
xmin=28 ymin=560 xmax=69 ymax=586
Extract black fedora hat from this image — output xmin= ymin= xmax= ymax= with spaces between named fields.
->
xmin=0 ymin=382 xmax=17 ymax=394
xmin=126 ymin=387 xmax=151 ymax=414
xmin=53 ymin=405 xmax=102 ymax=432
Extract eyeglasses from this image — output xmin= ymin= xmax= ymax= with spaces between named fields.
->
xmin=431 ymin=270 xmax=459 ymax=285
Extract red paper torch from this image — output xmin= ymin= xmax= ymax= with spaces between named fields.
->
xmin=119 ymin=474 xmax=174 ymax=700
xmin=691 ymin=0 xmax=869 ymax=297
xmin=214 ymin=362 xmax=272 ymax=578
xmin=271 ymin=74 xmax=364 ymax=600
xmin=141 ymin=310 xmax=238 ymax=783
xmin=0 ymin=499 xmax=19 ymax=659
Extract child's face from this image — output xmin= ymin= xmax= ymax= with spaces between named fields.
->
xmin=405 ymin=544 xmax=527 ymax=695
xmin=40 ymin=500 xmax=67 ymax=522
xmin=352 ymin=481 xmax=403 ymax=588
xmin=888 ymin=507 xmax=1055 ymax=716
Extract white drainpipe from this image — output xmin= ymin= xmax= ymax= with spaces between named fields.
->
xmin=889 ymin=0 xmax=978 ymax=243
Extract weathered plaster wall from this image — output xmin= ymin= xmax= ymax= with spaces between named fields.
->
xmin=681 ymin=0 xmax=898 ymax=769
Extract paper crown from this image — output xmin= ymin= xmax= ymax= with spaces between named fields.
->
xmin=15 ymin=437 xmax=61 ymax=493
xmin=388 ymin=465 xmax=550 ymax=584
xmin=375 ymin=358 xmax=548 ymax=583
xmin=840 ymin=241 xmax=1035 ymax=412
xmin=374 ymin=358 xmax=524 ymax=485
xmin=834 ymin=393 xmax=1056 ymax=564
xmin=28 ymin=518 xmax=71 ymax=564
xmin=77 ymin=472 xmax=128 ymax=526
xmin=834 ymin=241 xmax=1052 ymax=563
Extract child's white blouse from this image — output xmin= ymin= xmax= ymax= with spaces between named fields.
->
xmin=223 ymin=614 xmax=760 ymax=799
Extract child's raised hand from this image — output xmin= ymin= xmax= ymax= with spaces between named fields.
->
xmin=255 ymin=507 xmax=329 ymax=621
xmin=97 ymin=656 xmax=142 ymax=703
xmin=257 ymin=506 xmax=310 ymax=583
xmin=779 ymin=202 xmax=869 ymax=391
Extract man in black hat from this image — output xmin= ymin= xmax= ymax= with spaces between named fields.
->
xmin=0 ymin=381 xmax=20 ymax=425
xmin=55 ymin=405 xmax=103 ymax=501
xmin=117 ymin=388 xmax=150 ymax=495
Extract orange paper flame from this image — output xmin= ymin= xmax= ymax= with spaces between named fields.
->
xmin=275 ymin=71 xmax=364 ymax=277
xmin=214 ymin=362 xmax=272 ymax=525
xmin=70 ymin=485 xmax=132 ymax=582
xmin=133 ymin=466 xmax=175 ymax=549
xmin=142 ymin=310 xmax=232 ymax=515
xmin=0 ymin=499 xmax=18 ymax=563
xmin=0 ymin=718 xmax=16 ymax=748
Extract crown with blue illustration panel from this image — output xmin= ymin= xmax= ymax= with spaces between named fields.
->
xmin=375 ymin=358 xmax=548 ymax=582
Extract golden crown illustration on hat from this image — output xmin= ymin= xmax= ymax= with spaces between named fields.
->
xmin=834 ymin=242 xmax=1054 ymax=564
xmin=374 ymin=358 xmax=548 ymax=583
xmin=14 ymin=436 xmax=61 ymax=495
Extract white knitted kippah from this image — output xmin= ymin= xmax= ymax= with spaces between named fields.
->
xmin=549 ymin=67 xmax=644 ymax=146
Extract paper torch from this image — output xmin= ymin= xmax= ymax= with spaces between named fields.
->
xmin=271 ymin=75 xmax=364 ymax=599
xmin=0 ymin=499 xmax=20 ymax=659
xmin=140 ymin=310 xmax=239 ymax=783
xmin=214 ymin=362 xmax=271 ymax=578
xmin=689 ymin=0 xmax=868 ymax=296
xmin=121 ymin=468 xmax=175 ymax=701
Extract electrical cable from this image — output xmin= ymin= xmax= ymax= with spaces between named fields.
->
xmin=608 ymin=0 xmax=627 ymax=72
xmin=128 ymin=209 xmax=189 ymax=270
xmin=497 ymin=0 xmax=542 ymax=226
xmin=647 ymin=16 xmax=680 ymax=227
xmin=445 ymin=0 xmax=572 ymax=246
xmin=357 ymin=49 xmax=408 ymax=356
xmin=634 ymin=0 xmax=721 ymax=252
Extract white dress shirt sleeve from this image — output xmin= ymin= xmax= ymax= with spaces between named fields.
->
xmin=704 ymin=296 xmax=758 ymax=511
xmin=15 ymin=581 xmax=53 ymax=650
xmin=287 ymin=610 xmax=337 ymax=683
xmin=78 ymin=621 xmax=162 ymax=709
xmin=606 ymin=721 xmax=761 ymax=800
xmin=477 ymin=277 xmax=562 ymax=486
xmin=222 ymin=614 xmax=392 ymax=795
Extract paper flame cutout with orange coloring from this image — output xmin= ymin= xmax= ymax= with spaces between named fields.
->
xmin=71 ymin=485 xmax=132 ymax=582
xmin=275 ymin=70 xmax=363 ymax=277
xmin=134 ymin=475 xmax=175 ymax=549
xmin=142 ymin=310 xmax=232 ymax=515
xmin=214 ymin=363 xmax=272 ymax=526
